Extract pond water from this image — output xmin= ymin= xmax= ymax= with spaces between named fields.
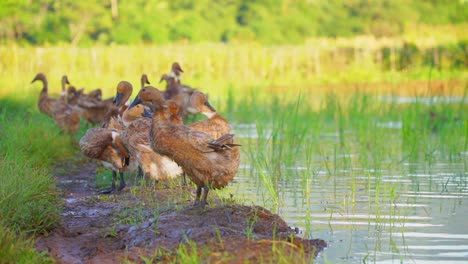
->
xmin=227 ymin=122 xmax=468 ymax=263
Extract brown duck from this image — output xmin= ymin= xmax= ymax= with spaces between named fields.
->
xmin=100 ymin=81 xmax=134 ymax=128
xmin=31 ymin=73 xmax=81 ymax=134
xmin=129 ymin=86 xmax=240 ymax=207
xmin=66 ymin=86 xmax=84 ymax=105
xmin=160 ymin=73 xmax=194 ymax=120
xmin=74 ymin=84 xmax=117 ymax=126
xmin=169 ymin=62 xmax=196 ymax=95
xmin=79 ymin=102 xmax=144 ymax=193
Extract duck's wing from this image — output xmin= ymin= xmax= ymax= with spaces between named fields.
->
xmin=188 ymin=119 xmax=208 ymax=132
xmin=79 ymin=128 xmax=114 ymax=159
xmin=101 ymin=106 xmax=120 ymax=128
xmin=186 ymin=129 xmax=216 ymax=153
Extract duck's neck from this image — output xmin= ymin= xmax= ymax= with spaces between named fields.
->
xmin=167 ymin=78 xmax=180 ymax=91
xmin=171 ymin=70 xmax=182 ymax=84
xmin=61 ymin=78 xmax=67 ymax=92
xmin=116 ymin=93 xmax=130 ymax=108
xmin=152 ymin=108 xmax=168 ymax=123
xmin=39 ymin=77 xmax=48 ymax=95
xmin=60 ymin=79 xmax=67 ymax=99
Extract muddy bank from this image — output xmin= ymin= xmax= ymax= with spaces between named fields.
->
xmin=36 ymin=158 xmax=326 ymax=263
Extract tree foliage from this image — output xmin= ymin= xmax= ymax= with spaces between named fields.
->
xmin=0 ymin=0 xmax=466 ymax=45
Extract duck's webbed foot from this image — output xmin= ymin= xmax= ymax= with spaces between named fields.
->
xmin=181 ymin=173 xmax=187 ymax=187
xmin=137 ymin=167 xmax=144 ymax=178
xmin=200 ymin=185 xmax=209 ymax=208
xmin=117 ymin=171 xmax=126 ymax=191
xmin=192 ymin=186 xmax=209 ymax=208
xmin=100 ymin=170 xmax=117 ymax=194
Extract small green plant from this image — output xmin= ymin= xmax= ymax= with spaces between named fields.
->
xmin=244 ymin=208 xmax=259 ymax=240
xmin=174 ymin=239 xmax=201 ymax=264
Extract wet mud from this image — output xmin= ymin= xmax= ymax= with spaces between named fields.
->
xmin=35 ymin=157 xmax=326 ymax=263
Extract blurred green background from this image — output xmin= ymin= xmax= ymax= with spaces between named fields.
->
xmin=1 ymin=0 xmax=467 ymax=45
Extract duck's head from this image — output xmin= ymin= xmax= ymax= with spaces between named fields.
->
xmin=122 ymin=103 xmax=147 ymax=125
xmin=31 ymin=73 xmax=46 ymax=84
xmin=61 ymin=75 xmax=70 ymax=86
xmin=88 ymin=89 xmax=102 ymax=101
xmin=67 ymin=86 xmax=82 ymax=100
xmin=141 ymin=74 xmax=150 ymax=87
xmin=129 ymin=86 xmax=166 ymax=111
xmin=188 ymin=91 xmax=216 ymax=117
xmin=113 ymin=81 xmax=133 ymax=106
xmin=159 ymin=73 xmax=170 ymax=83
xmin=171 ymin=62 xmax=183 ymax=75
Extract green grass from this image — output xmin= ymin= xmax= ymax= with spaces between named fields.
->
xmin=0 ymin=44 xmax=466 ymax=101
xmin=0 ymin=97 xmax=77 ymax=262
xmin=0 ymin=221 xmax=52 ymax=264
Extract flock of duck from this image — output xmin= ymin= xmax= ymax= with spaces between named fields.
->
xmin=31 ymin=63 xmax=241 ymax=207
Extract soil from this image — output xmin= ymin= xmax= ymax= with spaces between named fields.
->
xmin=35 ymin=157 xmax=327 ymax=263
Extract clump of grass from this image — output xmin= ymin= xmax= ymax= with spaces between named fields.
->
xmin=173 ymin=240 xmax=202 ymax=264
xmin=0 ymin=97 xmax=77 ymax=261
xmin=0 ymin=221 xmax=53 ymax=264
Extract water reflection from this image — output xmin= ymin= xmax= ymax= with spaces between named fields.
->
xmin=226 ymin=123 xmax=468 ymax=263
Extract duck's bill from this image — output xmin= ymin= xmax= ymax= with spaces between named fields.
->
xmin=128 ymin=97 xmax=142 ymax=109
xmin=204 ymin=101 xmax=216 ymax=112
xmin=113 ymin=92 xmax=123 ymax=105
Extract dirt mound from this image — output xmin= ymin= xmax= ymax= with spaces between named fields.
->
xmin=36 ymin=159 xmax=326 ymax=263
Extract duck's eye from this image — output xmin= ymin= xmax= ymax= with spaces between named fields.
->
xmin=142 ymin=88 xmax=146 ymax=92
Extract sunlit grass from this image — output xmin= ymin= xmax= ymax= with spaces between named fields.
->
xmin=1 ymin=45 xmax=466 ymax=102
xmin=0 ymin=97 xmax=78 ymax=262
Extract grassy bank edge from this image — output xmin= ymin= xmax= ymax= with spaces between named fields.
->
xmin=0 ymin=97 xmax=77 ymax=263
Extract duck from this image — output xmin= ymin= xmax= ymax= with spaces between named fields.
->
xmin=160 ymin=73 xmax=181 ymax=100
xmin=31 ymin=73 xmax=81 ymax=134
xmin=120 ymin=105 xmax=183 ymax=184
xmin=169 ymin=62 xmax=184 ymax=83
xmin=77 ymin=93 xmax=114 ymax=126
xmin=79 ymin=100 xmax=143 ymax=193
xmin=169 ymin=62 xmax=196 ymax=95
xmin=159 ymin=73 xmax=196 ymax=121
xmin=31 ymin=73 xmax=61 ymax=117
xmin=187 ymin=91 xmax=231 ymax=139
xmin=129 ymin=86 xmax=241 ymax=207
xmin=86 ymin=89 xmax=103 ymax=101
xmin=66 ymin=86 xmax=84 ymax=106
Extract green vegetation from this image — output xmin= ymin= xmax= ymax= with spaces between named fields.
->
xmin=1 ymin=44 xmax=467 ymax=101
xmin=0 ymin=1 xmax=467 ymax=45
xmin=223 ymin=88 xmax=467 ymax=252
xmin=0 ymin=222 xmax=52 ymax=264
xmin=0 ymin=98 xmax=77 ymax=263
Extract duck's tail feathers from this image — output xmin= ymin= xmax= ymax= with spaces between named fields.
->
xmin=208 ymin=134 xmax=242 ymax=151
